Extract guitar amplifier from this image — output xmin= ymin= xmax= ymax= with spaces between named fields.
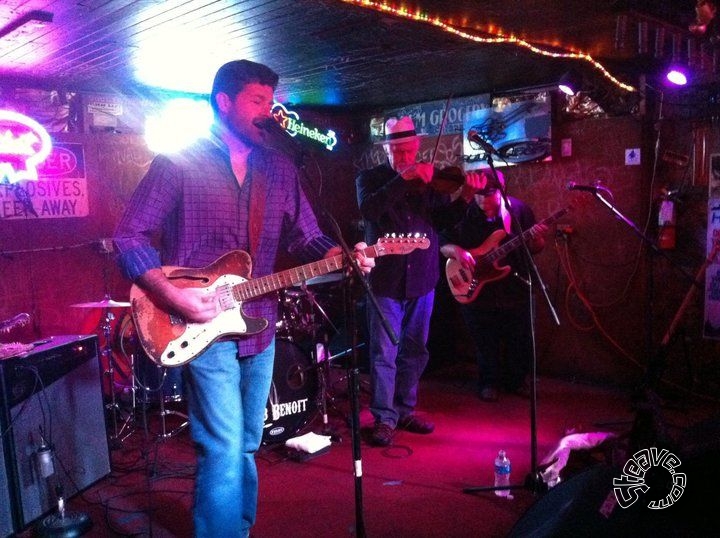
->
xmin=0 ymin=334 xmax=111 ymax=535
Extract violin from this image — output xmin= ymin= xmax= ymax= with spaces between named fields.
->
xmin=429 ymin=166 xmax=466 ymax=194
xmin=406 ymin=164 xmax=466 ymax=194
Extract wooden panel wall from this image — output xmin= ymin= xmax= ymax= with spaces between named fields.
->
xmin=1 ymin=112 xmax=717 ymax=394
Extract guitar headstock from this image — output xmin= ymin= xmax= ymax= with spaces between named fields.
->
xmin=376 ymin=234 xmax=430 ymax=256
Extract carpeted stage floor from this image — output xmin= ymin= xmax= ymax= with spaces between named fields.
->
xmin=17 ymin=360 xmax=719 ymax=537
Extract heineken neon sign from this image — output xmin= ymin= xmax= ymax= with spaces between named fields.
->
xmin=0 ymin=110 xmax=52 ymax=185
xmin=271 ymin=102 xmax=337 ymax=151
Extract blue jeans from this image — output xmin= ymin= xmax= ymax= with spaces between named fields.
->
xmin=185 ymin=339 xmax=275 ymax=537
xmin=367 ymin=291 xmax=434 ymax=428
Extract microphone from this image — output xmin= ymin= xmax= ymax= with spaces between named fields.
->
xmin=253 ymin=117 xmax=304 ymax=160
xmin=565 ymin=181 xmax=609 ymax=193
xmin=253 ymin=117 xmax=289 ymax=135
xmin=467 ymin=130 xmax=500 ymax=155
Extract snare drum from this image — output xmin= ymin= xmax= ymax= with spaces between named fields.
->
xmin=262 ymin=339 xmax=318 ymax=445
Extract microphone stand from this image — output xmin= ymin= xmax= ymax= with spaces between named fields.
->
xmin=583 ymin=190 xmax=700 ymax=398
xmin=463 ymin=146 xmax=560 ymax=497
xmin=274 ymin=126 xmax=395 ymax=537
xmin=324 ymin=214 xmax=398 ymax=538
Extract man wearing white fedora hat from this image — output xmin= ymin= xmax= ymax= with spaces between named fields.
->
xmin=356 ymin=115 xmax=481 ymax=446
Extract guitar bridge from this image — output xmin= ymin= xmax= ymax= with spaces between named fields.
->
xmin=467 ymin=280 xmax=479 ymax=294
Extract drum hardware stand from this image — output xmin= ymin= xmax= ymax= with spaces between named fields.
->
xmin=98 ymin=306 xmax=135 ymax=447
xmin=316 ymin=344 xmax=371 ymax=430
xmin=313 ymin=336 xmax=343 ymax=442
xmin=72 ymin=245 xmax=137 ymax=447
xmin=294 ymin=282 xmax=347 ymax=439
xmin=328 ymin=346 xmax=371 ymax=395
xmin=463 ymin=145 xmax=559 ymax=497
xmin=153 ymin=365 xmax=189 ymax=441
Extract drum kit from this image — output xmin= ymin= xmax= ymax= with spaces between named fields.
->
xmin=264 ymin=273 xmax=354 ymax=445
xmin=70 ymin=295 xmax=187 ymax=446
xmin=71 ymin=270 xmax=359 ymax=448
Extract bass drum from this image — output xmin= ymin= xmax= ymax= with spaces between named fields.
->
xmin=262 ymin=339 xmax=318 ymax=445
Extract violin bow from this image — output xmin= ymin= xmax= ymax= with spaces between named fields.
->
xmin=429 ymin=93 xmax=453 ymax=168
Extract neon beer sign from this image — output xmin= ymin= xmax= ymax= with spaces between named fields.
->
xmin=0 ymin=110 xmax=52 ymax=184
xmin=271 ymin=102 xmax=337 ymax=151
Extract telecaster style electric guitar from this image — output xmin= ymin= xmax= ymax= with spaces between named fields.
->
xmin=131 ymin=235 xmax=429 ymax=367
xmin=445 ymin=207 xmax=570 ymax=304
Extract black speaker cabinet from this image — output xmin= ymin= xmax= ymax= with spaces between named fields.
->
xmin=0 ymin=334 xmax=111 ymax=535
xmin=0 ymin=436 xmax=11 ymax=538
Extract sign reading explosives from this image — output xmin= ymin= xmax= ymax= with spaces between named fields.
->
xmin=1 ymin=140 xmax=88 ymax=220
xmin=271 ymin=102 xmax=337 ymax=151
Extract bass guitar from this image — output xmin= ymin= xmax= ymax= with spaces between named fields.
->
xmin=445 ymin=207 xmax=570 ymax=304
xmin=131 ymin=235 xmax=429 ymax=367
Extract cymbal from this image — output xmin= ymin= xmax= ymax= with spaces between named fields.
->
xmin=302 ymin=273 xmax=346 ymax=286
xmin=71 ymin=298 xmax=131 ymax=309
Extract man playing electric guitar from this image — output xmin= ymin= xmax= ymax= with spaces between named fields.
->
xmin=113 ymin=60 xmax=374 ymax=538
xmin=440 ymin=170 xmax=547 ymax=402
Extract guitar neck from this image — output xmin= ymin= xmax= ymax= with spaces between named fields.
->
xmin=231 ymin=244 xmax=381 ymax=302
xmin=485 ymin=207 xmax=569 ymax=263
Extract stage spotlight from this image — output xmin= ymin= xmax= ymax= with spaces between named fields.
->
xmin=665 ymin=65 xmax=689 ymax=86
xmin=558 ymin=70 xmax=583 ymax=96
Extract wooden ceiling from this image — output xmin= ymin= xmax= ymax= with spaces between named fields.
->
xmin=0 ymin=0 xmax=708 ymax=111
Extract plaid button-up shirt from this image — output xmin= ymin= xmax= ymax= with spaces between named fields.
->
xmin=114 ymin=135 xmax=334 ymax=357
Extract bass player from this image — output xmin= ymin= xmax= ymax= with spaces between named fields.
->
xmin=440 ymin=169 xmax=547 ymax=402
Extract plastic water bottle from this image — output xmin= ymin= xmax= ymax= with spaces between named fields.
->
xmin=494 ymin=450 xmax=511 ymax=497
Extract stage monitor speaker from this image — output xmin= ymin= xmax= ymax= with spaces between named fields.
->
xmin=0 ymin=334 xmax=111 ymax=536
xmin=508 ymin=462 xmax=710 ymax=537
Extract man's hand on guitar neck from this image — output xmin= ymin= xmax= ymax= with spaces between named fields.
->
xmin=139 ymin=268 xmax=220 ymax=323
xmin=526 ymin=223 xmax=548 ymax=253
xmin=324 ymin=242 xmax=376 ymax=276
xmin=440 ymin=244 xmax=475 ymax=270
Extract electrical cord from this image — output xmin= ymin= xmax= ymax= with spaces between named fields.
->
xmin=554 ymin=234 xmax=720 ymax=404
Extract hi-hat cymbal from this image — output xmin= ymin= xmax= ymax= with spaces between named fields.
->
xmin=71 ymin=298 xmax=131 ymax=309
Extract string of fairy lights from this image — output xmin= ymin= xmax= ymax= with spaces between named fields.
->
xmin=339 ymin=0 xmax=638 ymax=93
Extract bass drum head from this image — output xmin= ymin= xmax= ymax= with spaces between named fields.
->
xmin=262 ymin=339 xmax=318 ymax=445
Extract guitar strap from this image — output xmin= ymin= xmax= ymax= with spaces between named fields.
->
xmin=500 ymin=202 xmax=512 ymax=235
xmin=248 ymin=153 xmax=268 ymax=259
